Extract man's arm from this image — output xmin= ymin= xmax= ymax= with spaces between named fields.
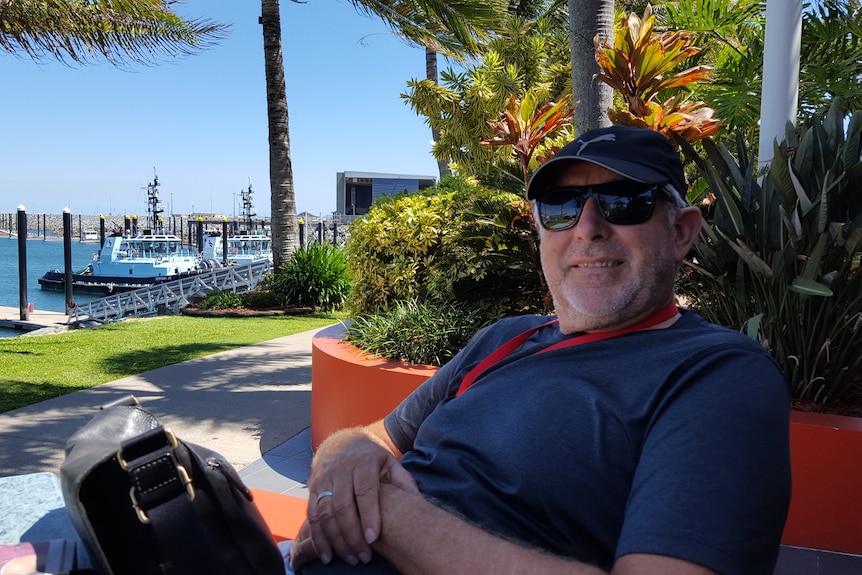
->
xmin=302 ymin=420 xmax=417 ymax=566
xmin=373 ymin=484 xmax=717 ymax=575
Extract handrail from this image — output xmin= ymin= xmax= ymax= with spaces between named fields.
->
xmin=69 ymin=260 xmax=273 ymax=323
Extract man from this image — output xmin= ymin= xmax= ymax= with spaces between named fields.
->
xmin=290 ymin=125 xmax=792 ymax=574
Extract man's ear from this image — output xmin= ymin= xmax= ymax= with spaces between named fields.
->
xmin=673 ymin=206 xmax=702 ymax=260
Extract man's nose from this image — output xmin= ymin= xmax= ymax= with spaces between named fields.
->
xmin=573 ymin=196 xmax=610 ymax=240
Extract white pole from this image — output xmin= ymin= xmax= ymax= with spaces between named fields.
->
xmin=758 ymin=0 xmax=803 ymax=169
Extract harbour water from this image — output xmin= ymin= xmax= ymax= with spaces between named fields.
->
xmin=0 ymin=236 xmax=105 ymax=314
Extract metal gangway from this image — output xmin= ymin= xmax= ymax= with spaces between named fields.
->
xmin=69 ymin=260 xmax=273 ymax=323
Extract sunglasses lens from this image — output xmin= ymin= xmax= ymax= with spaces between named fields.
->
xmin=600 ymin=193 xmax=655 ymax=225
xmin=538 ymin=189 xmax=583 ymax=231
xmin=536 ymin=181 xmax=661 ymax=230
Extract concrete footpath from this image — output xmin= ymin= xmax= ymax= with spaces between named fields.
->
xmin=0 ymin=307 xmax=320 ymax=497
xmin=0 ymin=305 xmax=73 ymax=334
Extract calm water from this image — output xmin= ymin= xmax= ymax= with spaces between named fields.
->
xmin=0 ymin=236 xmax=106 ymax=314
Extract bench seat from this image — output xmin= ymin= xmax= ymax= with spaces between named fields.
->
xmin=250 ymin=488 xmax=308 ymax=542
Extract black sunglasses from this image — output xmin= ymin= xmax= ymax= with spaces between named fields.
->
xmin=534 ymin=180 xmax=668 ymax=231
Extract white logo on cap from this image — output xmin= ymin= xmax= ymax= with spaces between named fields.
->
xmin=575 ymin=134 xmax=616 ymax=155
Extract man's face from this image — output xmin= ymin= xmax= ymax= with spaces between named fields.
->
xmin=536 ymin=162 xmax=700 ymax=334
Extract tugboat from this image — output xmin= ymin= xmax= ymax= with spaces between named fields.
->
xmin=201 ymin=232 xmax=273 ymax=266
xmin=38 ymin=171 xmax=211 ymax=295
xmin=201 ymin=181 xmax=273 ymax=266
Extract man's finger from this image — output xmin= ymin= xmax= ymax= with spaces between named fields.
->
xmin=306 ymin=492 xmax=334 ymax=565
xmin=289 ymin=536 xmax=319 ymax=570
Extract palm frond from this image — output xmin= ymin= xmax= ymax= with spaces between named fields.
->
xmin=0 ymin=0 xmax=229 ymax=67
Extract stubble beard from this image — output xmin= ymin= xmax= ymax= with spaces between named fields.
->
xmin=548 ymin=243 xmax=680 ymax=333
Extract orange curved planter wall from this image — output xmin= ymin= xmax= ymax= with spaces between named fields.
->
xmin=311 ymin=325 xmax=861 ymax=554
xmin=311 ymin=324 xmax=438 ymax=450
xmin=782 ymin=410 xmax=862 ymax=554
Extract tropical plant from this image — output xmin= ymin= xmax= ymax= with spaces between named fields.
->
xmin=677 ymin=100 xmax=862 ymax=405
xmin=200 ymin=291 xmax=244 ymax=310
xmin=655 ymin=0 xmax=763 ymax=141
xmin=347 ymin=299 xmax=493 ymax=366
xmin=799 ymin=0 xmax=862 ymax=116
xmin=241 ymin=290 xmax=283 ymax=310
xmin=403 ymin=13 xmax=572 ymax=191
xmin=0 ymin=0 xmax=228 ymax=67
xmin=594 ymin=6 xmax=722 ymax=143
xmin=346 ymin=189 xmax=460 ymax=314
xmin=480 ymin=91 xmax=574 ymax=189
xmin=347 ymin=0 xmax=507 ymax=56
xmin=443 ymin=190 xmax=548 ymax=316
xmin=655 ymin=0 xmax=862 ymax=141
xmin=261 ymin=242 xmax=351 ymax=312
xmin=346 ymin=176 xmax=547 ymax=319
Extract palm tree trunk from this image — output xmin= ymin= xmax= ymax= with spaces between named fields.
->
xmin=261 ymin=0 xmax=298 ymax=267
xmin=426 ymin=46 xmax=450 ymax=181
xmin=569 ymin=0 xmax=615 ymax=134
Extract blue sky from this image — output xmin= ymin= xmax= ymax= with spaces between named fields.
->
xmin=0 ymin=1 xmax=442 ymax=218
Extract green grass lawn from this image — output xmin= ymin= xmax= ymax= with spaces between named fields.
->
xmin=0 ymin=313 xmax=344 ymax=413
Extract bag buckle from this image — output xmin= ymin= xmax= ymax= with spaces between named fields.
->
xmin=116 ymin=428 xmax=180 ymax=469
xmin=117 ymin=428 xmax=196 ymax=524
xmin=128 ymin=463 xmax=195 ymax=523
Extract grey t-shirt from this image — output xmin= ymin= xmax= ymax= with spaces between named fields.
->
xmin=385 ymin=310 xmax=791 ymax=575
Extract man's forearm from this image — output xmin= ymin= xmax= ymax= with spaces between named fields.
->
xmin=372 ymin=485 xmax=717 ymax=575
xmin=372 ymin=484 xmax=606 ymax=575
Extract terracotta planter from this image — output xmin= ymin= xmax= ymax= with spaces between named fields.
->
xmin=783 ymin=410 xmax=862 ymax=554
xmin=311 ymin=324 xmax=438 ymax=449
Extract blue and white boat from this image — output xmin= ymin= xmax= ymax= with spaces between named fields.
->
xmin=200 ymin=182 xmax=272 ymax=266
xmin=38 ymin=232 xmax=207 ymax=294
xmin=201 ymin=232 xmax=273 ymax=266
xmin=38 ymin=171 xmax=212 ymax=295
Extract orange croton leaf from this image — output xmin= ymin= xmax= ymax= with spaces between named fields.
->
xmin=594 ymin=4 xmax=722 ymax=145
xmin=481 ymin=91 xmax=574 ymax=188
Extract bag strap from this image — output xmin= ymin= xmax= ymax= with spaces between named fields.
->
xmin=118 ymin=426 xmax=221 ymax=575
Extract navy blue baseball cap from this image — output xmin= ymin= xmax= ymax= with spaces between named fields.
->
xmin=526 ymin=125 xmax=688 ymax=201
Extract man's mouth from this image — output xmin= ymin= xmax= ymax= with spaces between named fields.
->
xmin=574 ymin=261 xmax=622 ymax=268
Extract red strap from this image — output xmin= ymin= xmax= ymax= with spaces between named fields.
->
xmin=455 ymin=302 xmax=679 ymax=397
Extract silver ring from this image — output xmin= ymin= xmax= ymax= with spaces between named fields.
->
xmin=316 ymin=490 xmax=334 ymax=503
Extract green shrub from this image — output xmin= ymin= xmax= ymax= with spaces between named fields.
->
xmin=346 ymin=175 xmax=546 ymax=319
xmin=346 ymin=190 xmax=459 ymax=314
xmin=347 ymin=299 xmax=494 ymax=366
xmin=262 ymin=242 xmax=351 ymax=311
xmin=241 ymin=290 xmax=283 ymax=310
xmin=677 ymin=100 xmax=862 ymax=405
xmin=200 ymin=291 xmax=244 ymax=310
xmin=442 ymin=191 xmax=547 ymax=317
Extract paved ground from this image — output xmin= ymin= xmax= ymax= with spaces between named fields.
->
xmin=0 ymin=306 xmax=317 ymax=498
xmin=0 ymin=305 xmax=74 ymax=334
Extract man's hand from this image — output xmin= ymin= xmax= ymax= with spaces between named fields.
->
xmin=298 ymin=422 xmax=418 ymax=569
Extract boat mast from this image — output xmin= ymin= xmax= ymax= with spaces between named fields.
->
xmin=147 ymin=167 xmax=164 ymax=233
xmin=241 ymin=179 xmax=256 ymax=232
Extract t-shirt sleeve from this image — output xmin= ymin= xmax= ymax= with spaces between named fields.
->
xmin=383 ymin=347 xmax=480 ymax=453
xmin=383 ymin=321 xmax=508 ymax=454
xmin=615 ymin=345 xmax=791 ymax=575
